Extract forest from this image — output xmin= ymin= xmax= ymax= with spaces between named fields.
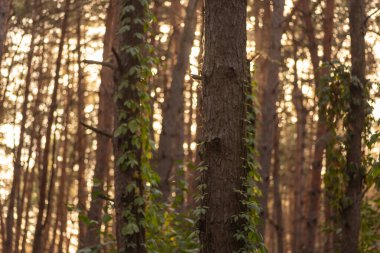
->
xmin=0 ymin=0 xmax=379 ymax=252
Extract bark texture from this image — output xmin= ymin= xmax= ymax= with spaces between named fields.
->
xmin=303 ymin=0 xmax=335 ymax=252
xmin=76 ymin=5 xmax=88 ymax=248
xmin=342 ymin=0 xmax=366 ymax=252
xmin=156 ymin=0 xmax=199 ymax=201
xmin=257 ymin=0 xmax=285 ymax=237
xmin=83 ymin=0 xmax=115 ymax=249
xmin=273 ymin=119 xmax=284 ymax=253
xmin=199 ymin=0 xmax=248 ymax=252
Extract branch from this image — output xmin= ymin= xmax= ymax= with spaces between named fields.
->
xmin=112 ymin=47 xmax=123 ymax=72
xmin=80 ymin=121 xmax=113 ymax=138
xmin=83 ymin=59 xmax=115 ymax=70
xmin=365 ymin=8 xmax=380 ymax=25
xmin=191 ymin=74 xmax=202 ymax=80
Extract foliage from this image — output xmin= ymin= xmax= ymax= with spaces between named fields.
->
xmin=360 ymin=198 xmax=380 ymax=252
xmin=320 ymin=61 xmax=380 ymax=251
xmin=234 ymin=69 xmax=267 ymax=253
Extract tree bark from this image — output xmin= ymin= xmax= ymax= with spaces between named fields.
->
xmin=75 ymin=3 xmax=88 ymax=247
xmin=273 ymin=118 xmax=284 ymax=253
xmin=155 ymin=0 xmax=199 ymax=202
xmin=198 ymin=0 xmax=248 ymax=252
xmin=83 ymin=0 xmax=116 ymax=249
xmin=341 ymin=0 xmax=366 ymax=252
xmin=257 ymin=0 xmax=285 ymax=237
xmin=291 ymin=41 xmax=307 ymax=253
xmin=32 ymin=0 xmax=71 ymax=252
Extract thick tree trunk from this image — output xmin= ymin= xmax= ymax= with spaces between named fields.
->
xmin=341 ymin=0 xmax=366 ymax=252
xmin=198 ymin=0 xmax=248 ymax=252
xmin=0 ymin=0 xmax=11 ymax=63
xmin=112 ymin=0 xmax=149 ymax=252
xmin=32 ymin=0 xmax=70 ymax=252
xmin=84 ymin=0 xmax=115 ymax=249
xmin=155 ymin=0 xmax=199 ymax=201
xmin=257 ymin=0 xmax=285 ymax=237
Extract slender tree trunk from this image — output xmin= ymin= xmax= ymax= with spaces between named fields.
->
xmin=189 ymin=3 xmax=204 ymax=209
xmin=42 ymin=131 xmax=59 ymax=252
xmin=75 ymin=3 xmax=88 ymax=247
xmin=53 ymin=83 xmax=72 ymax=253
xmin=32 ymin=0 xmax=71 ymax=252
xmin=0 ymin=0 xmax=11 ymax=64
xmin=84 ymin=0 xmax=115 ymax=248
xmin=257 ymin=0 xmax=285 ymax=237
xmin=22 ymin=130 xmax=42 ymax=253
xmin=14 ymin=141 xmax=33 ymax=253
xmin=20 ymin=165 xmax=36 ymax=253
xmin=341 ymin=0 xmax=366 ymax=252
xmin=155 ymin=0 xmax=199 ymax=201
xmin=112 ymin=0 xmax=149 ymax=252
xmin=0 ymin=200 xmax=5 ymax=245
xmin=273 ymin=118 xmax=284 ymax=253
xmin=185 ymin=78 xmax=195 ymax=208
xmin=253 ymin=0 xmax=271 ymax=97
xmin=291 ymin=44 xmax=307 ymax=253
xmin=303 ymin=1 xmax=335 ymax=251
xmin=3 ymin=13 xmax=36 ymax=253
xmin=199 ymin=0 xmax=248 ymax=252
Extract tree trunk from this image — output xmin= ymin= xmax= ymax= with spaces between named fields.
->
xmin=83 ymin=0 xmax=115 ymax=248
xmin=189 ymin=3 xmax=204 ymax=209
xmin=302 ymin=0 xmax=335 ymax=251
xmin=52 ymin=82 xmax=72 ymax=253
xmin=198 ymin=0 xmax=248 ymax=252
xmin=76 ymin=3 xmax=88 ymax=247
xmin=32 ymin=0 xmax=71 ymax=252
xmin=291 ymin=43 xmax=307 ymax=253
xmin=3 ymin=11 xmax=36 ymax=252
xmin=155 ymin=0 xmax=199 ymax=201
xmin=0 ymin=0 xmax=11 ymax=63
xmin=20 ymin=165 xmax=36 ymax=253
xmin=273 ymin=118 xmax=284 ymax=253
xmin=257 ymin=0 xmax=285 ymax=237
xmin=112 ymin=0 xmax=149 ymax=252
xmin=341 ymin=0 xmax=366 ymax=252
xmin=42 ymin=131 xmax=59 ymax=252
xmin=14 ymin=141 xmax=33 ymax=253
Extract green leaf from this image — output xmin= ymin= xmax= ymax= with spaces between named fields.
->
xmin=102 ymin=213 xmax=112 ymax=224
xmin=128 ymin=119 xmax=139 ymax=133
xmin=114 ymin=124 xmax=127 ymax=137
xmin=122 ymin=223 xmax=140 ymax=235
